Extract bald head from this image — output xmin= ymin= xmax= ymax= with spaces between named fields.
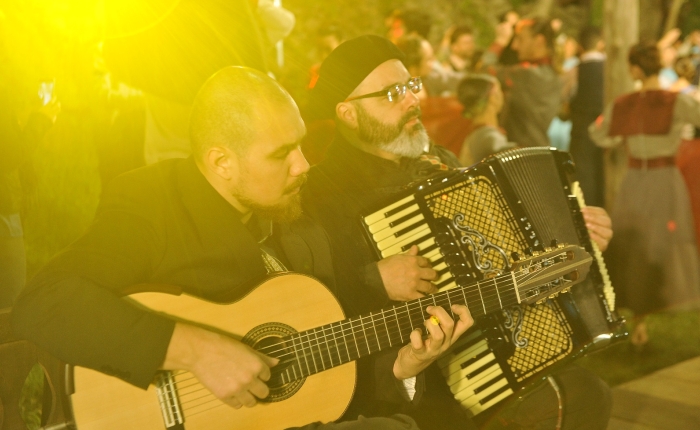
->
xmin=190 ymin=67 xmax=298 ymax=158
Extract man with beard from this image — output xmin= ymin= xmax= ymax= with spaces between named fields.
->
xmin=302 ymin=35 xmax=613 ymax=430
xmin=12 ymin=67 xmax=473 ymax=429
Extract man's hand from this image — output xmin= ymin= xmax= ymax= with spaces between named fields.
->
xmin=163 ymin=323 xmax=278 ymax=409
xmin=377 ymin=245 xmax=438 ymax=301
xmin=582 ymin=206 xmax=613 ymax=252
xmin=393 ymin=304 xmax=473 ymax=380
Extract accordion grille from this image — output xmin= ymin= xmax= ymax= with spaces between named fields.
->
xmin=419 ymin=170 xmax=575 ymax=386
xmin=507 ymin=303 xmax=574 ymax=382
xmin=424 ymin=175 xmax=528 ymax=282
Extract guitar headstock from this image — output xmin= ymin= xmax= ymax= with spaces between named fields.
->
xmin=511 ymin=244 xmax=592 ymax=305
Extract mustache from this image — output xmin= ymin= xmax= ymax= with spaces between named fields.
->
xmin=284 ymin=173 xmax=308 ymax=194
xmin=398 ymin=109 xmax=422 ymax=129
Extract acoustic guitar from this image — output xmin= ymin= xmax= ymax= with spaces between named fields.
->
xmin=70 ymin=244 xmax=591 ymax=430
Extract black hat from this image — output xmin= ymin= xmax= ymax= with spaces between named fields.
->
xmin=308 ymin=35 xmax=405 ymax=120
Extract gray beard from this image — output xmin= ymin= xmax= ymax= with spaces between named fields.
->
xmin=355 ymin=104 xmax=429 ymax=159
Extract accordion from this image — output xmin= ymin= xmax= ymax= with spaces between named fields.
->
xmin=361 ymin=147 xmax=627 ymax=419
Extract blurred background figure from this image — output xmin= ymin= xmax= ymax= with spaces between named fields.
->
xmin=0 ymin=10 xmax=60 ymax=308
xmin=308 ymin=24 xmax=344 ymax=89
xmin=103 ymin=0 xmax=288 ymax=165
xmin=672 ymin=55 xmax=700 ymax=251
xmin=444 ymin=25 xmax=477 ymax=73
xmin=546 ymin=30 xmax=579 ymax=152
xmin=658 ymin=29 xmax=682 ymax=89
xmin=569 ymin=26 xmax=606 ymax=207
xmin=395 ymin=34 xmax=472 ymax=157
xmin=456 ymin=74 xmax=515 ymax=166
xmin=590 ymin=42 xmax=700 ymax=352
xmin=384 ymin=7 xmax=433 ymax=43
xmin=495 ymin=17 xmax=561 ymax=148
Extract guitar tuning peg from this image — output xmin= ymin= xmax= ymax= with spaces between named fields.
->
xmin=511 ymin=252 xmax=521 ymax=262
xmin=550 ymin=239 xmax=559 ymax=248
xmin=524 ymin=247 xmax=534 ymax=256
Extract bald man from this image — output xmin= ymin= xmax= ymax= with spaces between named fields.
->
xmin=12 ymin=67 xmax=472 ymax=429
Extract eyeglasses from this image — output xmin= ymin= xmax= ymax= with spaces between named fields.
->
xmin=345 ymin=77 xmax=423 ymax=103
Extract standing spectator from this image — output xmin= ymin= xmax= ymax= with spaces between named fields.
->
xmin=444 ymin=25 xmax=476 ymax=72
xmin=569 ymin=26 xmax=606 ymax=207
xmin=456 ymin=74 xmax=515 ymax=165
xmin=396 ymin=35 xmax=473 ymax=156
xmin=0 ymin=11 xmax=60 ymax=308
xmin=496 ymin=18 xmax=562 ymax=148
xmin=658 ymin=29 xmax=682 ymax=89
xmin=0 ymin=79 xmax=59 ymax=308
xmin=589 ymin=42 xmax=700 ymax=350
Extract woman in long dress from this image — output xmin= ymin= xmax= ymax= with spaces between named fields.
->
xmin=589 ymin=42 xmax=700 ymax=349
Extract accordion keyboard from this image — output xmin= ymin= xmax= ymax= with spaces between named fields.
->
xmin=364 ymin=194 xmax=457 ymax=290
xmin=437 ymin=331 xmax=513 ymax=416
xmin=361 ymin=148 xmax=623 ymax=419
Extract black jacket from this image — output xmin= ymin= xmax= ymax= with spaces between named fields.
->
xmin=302 ymin=134 xmax=477 ymax=430
xmin=11 ymin=157 xmax=336 ymax=389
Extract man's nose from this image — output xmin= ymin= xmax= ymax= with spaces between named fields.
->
xmin=403 ymin=88 xmax=420 ymax=109
xmin=290 ymin=147 xmax=310 ymax=176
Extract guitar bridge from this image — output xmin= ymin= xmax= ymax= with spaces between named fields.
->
xmin=155 ymin=371 xmax=185 ymax=429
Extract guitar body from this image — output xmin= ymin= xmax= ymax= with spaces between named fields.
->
xmin=71 ymin=273 xmax=357 ymax=430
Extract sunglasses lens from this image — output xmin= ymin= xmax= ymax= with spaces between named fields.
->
xmin=409 ymin=78 xmax=422 ymax=93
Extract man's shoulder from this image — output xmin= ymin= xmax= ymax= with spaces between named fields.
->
xmin=99 ymin=158 xmax=185 ymax=215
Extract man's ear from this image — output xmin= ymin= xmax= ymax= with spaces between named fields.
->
xmin=204 ymin=145 xmax=237 ymax=180
xmin=336 ymin=101 xmax=359 ymax=129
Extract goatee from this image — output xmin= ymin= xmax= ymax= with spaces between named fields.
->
xmin=355 ymin=104 xmax=429 ymax=158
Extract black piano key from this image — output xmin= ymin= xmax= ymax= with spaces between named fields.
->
xmin=479 ymin=383 xmax=512 ymax=405
xmin=474 ymin=374 xmax=507 ymax=394
xmin=437 ymin=277 xmax=456 ymax=289
xmin=400 ymin=233 xmax=433 ymax=252
xmin=460 ymin=349 xmax=491 ymax=369
xmin=389 ymin=210 xmax=422 ymax=228
xmin=395 ymin=220 xmax=428 ymax=238
xmin=466 ymin=359 xmax=497 ymax=379
xmin=418 ymin=243 xmax=439 ymax=256
xmin=431 ymin=256 xmax=446 ymax=266
xmin=450 ymin=336 xmax=486 ymax=356
xmin=384 ymin=200 xmax=416 ymax=218
xmin=437 ymin=267 xmax=451 ymax=277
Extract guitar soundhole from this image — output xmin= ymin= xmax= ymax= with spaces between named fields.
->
xmin=243 ymin=322 xmax=305 ymax=403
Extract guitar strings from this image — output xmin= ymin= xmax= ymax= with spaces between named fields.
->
xmin=171 ymin=172 xmax=570 ymax=416
xmin=166 ymin=253 xmax=577 ymax=415
xmin=251 ymin=254 xmax=565 ymax=357
xmin=167 ymin=253 xmax=570 ymax=396
xmin=173 ymin=255 xmax=565 ymax=388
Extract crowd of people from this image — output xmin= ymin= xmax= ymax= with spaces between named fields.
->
xmin=2 ymin=2 xmax=700 ymax=430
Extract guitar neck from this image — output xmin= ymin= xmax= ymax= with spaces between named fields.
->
xmin=271 ymin=273 xmax=519 ymax=382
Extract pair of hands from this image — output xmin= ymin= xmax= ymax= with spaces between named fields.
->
xmin=376 ymin=246 xmax=473 ymax=381
xmin=378 ymin=206 xmax=613 ymax=380
xmin=165 ymin=207 xmax=612 ymax=410
xmin=165 ymin=306 xmax=472 ymax=410
xmin=378 ymin=206 xmax=614 ymax=303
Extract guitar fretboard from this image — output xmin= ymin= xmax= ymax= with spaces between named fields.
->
xmin=273 ymin=275 xmax=520 ymax=383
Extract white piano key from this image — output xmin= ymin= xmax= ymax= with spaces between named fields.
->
xmin=379 ymin=225 xmax=432 ymax=256
xmin=442 ymin=345 xmax=491 ymax=384
xmin=467 ymin=386 xmax=513 ymax=416
xmin=437 ymin=281 xmax=457 ymax=292
xmin=376 ymin=223 xmax=430 ymax=251
xmin=452 ymin=365 xmax=504 ymax=400
xmin=440 ymin=337 xmax=488 ymax=367
xmin=371 ymin=214 xmax=425 ymax=242
xmin=367 ymin=205 xmax=421 ymax=234
xmin=364 ymin=195 xmax=415 ymax=225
